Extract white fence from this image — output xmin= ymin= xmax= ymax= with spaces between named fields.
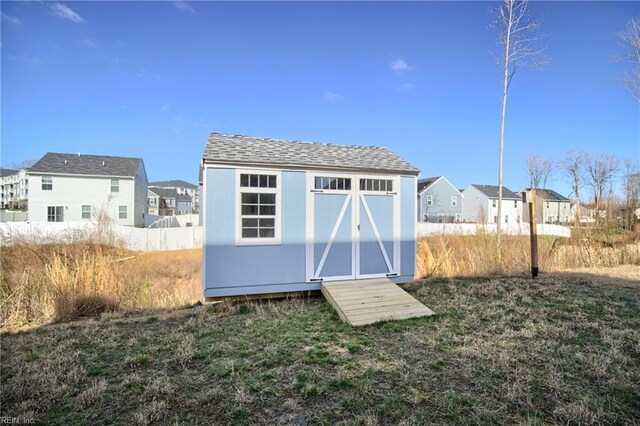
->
xmin=1 ymin=220 xmax=570 ymax=252
xmin=417 ymin=222 xmax=571 ymax=238
xmin=0 ymin=210 xmax=28 ymax=222
xmin=0 ymin=222 xmax=203 ymax=252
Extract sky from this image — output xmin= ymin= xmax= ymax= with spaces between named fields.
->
xmin=1 ymin=1 xmax=639 ymax=198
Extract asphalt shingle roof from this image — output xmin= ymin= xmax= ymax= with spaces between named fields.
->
xmin=470 ymin=184 xmax=520 ymax=200
xmin=417 ymin=176 xmax=441 ymax=193
xmin=523 ymin=188 xmax=570 ymax=202
xmin=149 ymin=188 xmax=178 ymax=199
xmin=202 ymin=133 xmax=419 ymax=175
xmin=149 ymin=180 xmax=197 ymax=189
xmin=29 ymin=153 xmax=142 ymax=177
xmin=177 ymin=194 xmax=192 ymax=202
xmin=0 ymin=168 xmax=18 ymax=177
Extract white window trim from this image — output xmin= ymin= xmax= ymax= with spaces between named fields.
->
xmin=451 ymin=196 xmax=457 ymax=207
xmin=235 ymin=169 xmax=282 ymax=246
xmin=426 ymin=194 xmax=433 ymax=206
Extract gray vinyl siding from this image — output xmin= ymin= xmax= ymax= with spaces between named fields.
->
xmin=133 ymin=163 xmax=148 ymax=227
xmin=418 ymin=178 xmax=463 ymax=222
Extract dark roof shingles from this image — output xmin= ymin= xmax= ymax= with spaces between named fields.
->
xmin=29 ymin=153 xmax=142 ymax=177
xmin=149 ymin=180 xmax=197 ymax=189
xmin=470 ymin=184 xmax=519 ymax=199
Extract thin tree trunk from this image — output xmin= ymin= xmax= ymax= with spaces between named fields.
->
xmin=497 ymin=6 xmax=512 ymax=255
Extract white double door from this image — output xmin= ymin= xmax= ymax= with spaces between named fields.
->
xmin=306 ymin=173 xmax=400 ymax=282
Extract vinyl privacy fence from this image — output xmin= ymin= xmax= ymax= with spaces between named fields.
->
xmin=0 ymin=222 xmax=203 ymax=251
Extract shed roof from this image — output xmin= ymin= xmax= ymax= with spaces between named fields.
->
xmin=149 ymin=179 xmax=198 ymax=189
xmin=202 ymin=133 xmax=419 ymax=175
xmin=29 ymin=153 xmax=142 ymax=177
xmin=470 ymin=184 xmax=519 ymax=200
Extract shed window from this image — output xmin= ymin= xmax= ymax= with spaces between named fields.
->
xmin=359 ymin=179 xmax=393 ymax=192
xmin=111 ymin=179 xmax=119 ymax=193
xmin=42 ymin=176 xmax=53 ymax=190
xmin=240 ymin=173 xmax=277 ymax=188
xmin=238 ymin=171 xmax=280 ymax=244
xmin=314 ymin=177 xmax=351 ymax=191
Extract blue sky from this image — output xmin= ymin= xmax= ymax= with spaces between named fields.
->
xmin=2 ymin=1 xmax=638 ymax=197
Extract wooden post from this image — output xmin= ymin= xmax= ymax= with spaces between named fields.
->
xmin=526 ymin=189 xmax=539 ymax=278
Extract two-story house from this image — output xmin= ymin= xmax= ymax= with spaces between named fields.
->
xmin=148 ymin=179 xmax=198 ymax=212
xmin=520 ymin=188 xmax=571 ymax=224
xmin=1 ymin=168 xmax=29 ymax=210
xmin=417 ymin=176 xmax=463 ymax=222
xmin=28 ymin=153 xmax=147 ymax=227
xmin=149 ymin=188 xmax=178 ymax=216
xmin=462 ymin=184 xmax=522 ymax=225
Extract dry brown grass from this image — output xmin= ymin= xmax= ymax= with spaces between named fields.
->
xmin=417 ymin=230 xmax=640 ymax=279
xmin=1 ymin=272 xmax=638 ymax=424
xmin=0 ymin=236 xmax=201 ymax=330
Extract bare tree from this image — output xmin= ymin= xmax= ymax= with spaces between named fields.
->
xmin=6 ymin=159 xmax=37 ymax=170
xmin=584 ymin=153 xmax=620 ymax=225
xmin=622 ymin=159 xmax=640 ymax=229
xmin=526 ymin=154 xmax=554 ymax=188
xmin=617 ymin=16 xmax=640 ymax=102
xmin=562 ymin=150 xmax=587 ymax=224
xmin=491 ymin=0 xmax=548 ymax=250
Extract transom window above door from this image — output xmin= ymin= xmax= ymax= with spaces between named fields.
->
xmin=314 ymin=177 xmax=351 ymax=191
xmin=360 ymin=178 xmax=393 ymax=192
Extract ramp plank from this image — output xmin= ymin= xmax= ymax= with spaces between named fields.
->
xmin=321 ymin=278 xmax=434 ymax=326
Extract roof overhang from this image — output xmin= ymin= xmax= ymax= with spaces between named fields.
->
xmin=201 ymin=159 xmax=420 ymax=176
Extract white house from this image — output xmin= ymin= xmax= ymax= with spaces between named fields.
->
xmin=462 ymin=184 xmax=522 ymax=224
xmin=28 ymin=153 xmax=147 ymax=227
xmin=1 ymin=168 xmax=29 ymax=210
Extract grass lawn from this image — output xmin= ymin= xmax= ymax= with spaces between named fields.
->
xmin=2 ymin=272 xmax=639 ymax=425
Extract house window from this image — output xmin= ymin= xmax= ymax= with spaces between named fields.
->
xmin=514 ymin=200 xmax=518 ymax=208
xmin=359 ymin=179 xmax=393 ymax=192
xmin=238 ymin=171 xmax=280 ymax=243
xmin=82 ymin=205 xmax=91 ymax=219
xmin=426 ymin=195 xmax=433 ymax=206
xmin=240 ymin=173 xmax=277 ymax=188
xmin=455 ymin=213 xmax=461 ymax=222
xmin=451 ymin=196 xmax=457 ymax=207
xmin=119 ymin=205 xmax=127 ymax=219
xmin=546 ymin=201 xmax=550 ymax=209
xmin=42 ymin=176 xmax=53 ymax=190
xmin=505 ymin=215 xmax=509 ymax=223
xmin=492 ymin=200 xmax=497 ymax=208
xmin=517 ymin=215 xmax=521 ymax=223
xmin=111 ymin=179 xmax=119 ymax=193
xmin=438 ymin=213 xmax=444 ymax=223
xmin=314 ymin=177 xmax=351 ymax=191
xmin=47 ymin=206 xmax=64 ymax=222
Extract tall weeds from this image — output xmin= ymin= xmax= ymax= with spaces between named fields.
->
xmin=417 ymin=229 xmax=640 ymax=279
xmin=0 ymin=233 xmax=201 ymax=330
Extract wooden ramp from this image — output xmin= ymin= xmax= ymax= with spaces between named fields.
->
xmin=321 ymin=278 xmax=434 ymax=326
